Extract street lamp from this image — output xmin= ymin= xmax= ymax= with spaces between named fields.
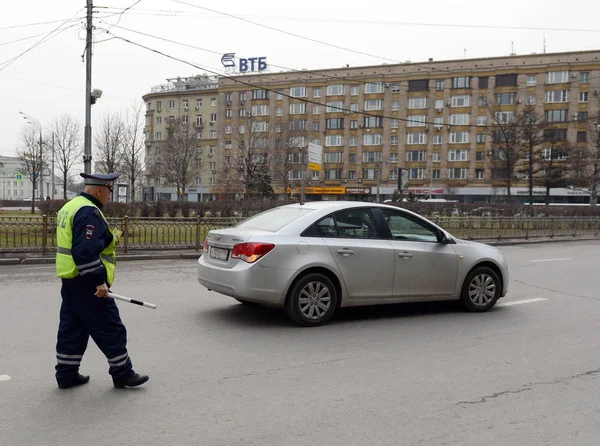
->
xmin=19 ymin=111 xmax=44 ymax=200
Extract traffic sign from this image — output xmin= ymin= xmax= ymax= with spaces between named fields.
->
xmin=15 ymin=173 xmax=23 ymax=181
xmin=307 ymin=143 xmax=322 ymax=171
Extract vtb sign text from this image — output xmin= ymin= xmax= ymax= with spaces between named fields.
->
xmin=221 ymin=53 xmax=268 ymax=73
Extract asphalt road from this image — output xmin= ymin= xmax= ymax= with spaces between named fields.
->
xmin=1 ymin=241 xmax=600 ymax=445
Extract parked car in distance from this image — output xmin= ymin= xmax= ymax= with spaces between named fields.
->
xmin=197 ymin=201 xmax=509 ymax=326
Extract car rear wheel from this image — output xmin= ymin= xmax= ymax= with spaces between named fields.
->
xmin=285 ymin=273 xmax=338 ymax=327
xmin=460 ymin=267 xmax=500 ymax=312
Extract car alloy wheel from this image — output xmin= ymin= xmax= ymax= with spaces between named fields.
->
xmin=468 ymin=273 xmax=496 ymax=307
xmin=299 ymin=281 xmax=332 ymax=320
xmin=285 ymin=273 xmax=338 ymax=326
xmin=460 ymin=266 xmax=500 ymax=312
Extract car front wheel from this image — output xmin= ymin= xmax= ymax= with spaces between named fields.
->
xmin=285 ymin=273 xmax=338 ymax=327
xmin=460 ymin=267 xmax=501 ymax=312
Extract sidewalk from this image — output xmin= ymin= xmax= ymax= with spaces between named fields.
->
xmin=1 ymin=235 xmax=599 ymax=266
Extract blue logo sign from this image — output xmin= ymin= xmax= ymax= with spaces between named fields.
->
xmin=221 ymin=53 xmax=268 ymax=73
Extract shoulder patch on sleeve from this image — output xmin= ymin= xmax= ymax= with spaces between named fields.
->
xmin=85 ymin=225 xmax=96 ymax=240
xmin=93 ymin=208 xmax=101 ymax=217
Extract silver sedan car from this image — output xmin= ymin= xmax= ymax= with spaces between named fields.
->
xmin=197 ymin=201 xmax=509 ymax=326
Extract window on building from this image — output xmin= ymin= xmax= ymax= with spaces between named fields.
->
xmin=407 ymin=115 xmax=427 ymax=127
xmin=312 ymin=122 xmax=321 ymax=131
xmin=478 ymin=77 xmax=489 ymax=89
xmin=350 ymin=86 xmax=360 ymax=96
xmin=364 ymin=99 xmax=382 ymax=110
xmin=475 ymin=169 xmax=484 ymax=180
xmin=450 ymin=131 xmax=469 ymax=143
xmin=325 ymin=152 xmax=344 ymax=163
xmin=495 ymin=74 xmax=518 ymax=87
xmin=252 ymin=89 xmax=268 ymax=100
xmin=580 ymin=72 xmax=590 ymax=83
xmin=447 ymin=168 xmax=468 ymax=179
xmin=577 ymin=131 xmax=587 ymax=142
xmin=326 ymin=118 xmax=344 ymax=129
xmin=406 ymin=150 xmax=425 ymax=162
xmin=452 ymin=77 xmax=471 ymax=89
xmin=451 ymin=95 xmax=470 ymax=107
xmin=495 ymin=92 xmax=515 ymax=105
xmin=545 ymin=109 xmax=568 ymax=122
xmin=546 ymin=71 xmax=569 ymax=84
xmin=433 ymin=135 xmax=442 ymax=145
xmin=526 ymin=94 xmax=536 ymax=105
xmin=545 ymin=90 xmax=569 ymax=103
xmin=327 ymin=84 xmax=345 ymax=96
xmin=225 ymin=109 xmax=232 ymax=118
xmin=476 ymin=134 xmax=487 ymax=144
xmin=363 ymin=151 xmax=383 ymax=162
xmin=313 ymin=105 xmax=321 ymax=114
xmin=580 ymin=91 xmax=589 ymax=102
xmin=408 ymin=97 xmax=428 ymax=109
xmin=392 ymin=101 xmax=400 ymax=111
xmin=350 ymin=120 xmax=358 ymax=129
xmin=476 ymin=151 xmax=485 ymax=161
xmin=450 ymin=114 xmax=469 ymax=125
xmin=210 ymin=98 xmax=217 ymax=106
xmin=290 ymin=87 xmax=307 ymax=98
xmin=391 ymin=135 xmax=399 ymax=145
xmin=408 ymin=79 xmax=429 ymax=92
xmin=435 ymin=80 xmax=444 ymax=91
xmin=290 ymin=103 xmax=307 ymax=114
xmin=364 ymin=82 xmax=383 ymax=93
xmin=326 ymin=101 xmax=344 ymax=112
xmin=434 ymin=99 xmax=445 ymax=110
xmin=409 ymin=168 xmax=425 ymax=179
xmin=251 ymin=105 xmax=269 ymax=116
xmin=448 ymin=150 xmax=469 ymax=161
xmin=526 ymin=75 xmax=537 ymax=86
xmin=406 ymin=133 xmax=427 ymax=144
xmin=363 ymin=134 xmax=382 ymax=145
xmin=364 ymin=117 xmax=382 ymax=128
xmin=325 ymin=135 xmax=343 ymax=146
xmin=313 ymin=88 xmax=321 ymax=98
xmin=350 ymin=103 xmax=359 ymax=112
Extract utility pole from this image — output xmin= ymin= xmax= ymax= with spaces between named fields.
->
xmin=51 ymin=132 xmax=55 ymax=200
xmin=38 ymin=127 xmax=44 ymax=200
xmin=376 ymin=160 xmax=381 ymax=203
xmin=300 ymin=147 xmax=307 ymax=203
xmin=83 ymin=0 xmax=93 ymax=174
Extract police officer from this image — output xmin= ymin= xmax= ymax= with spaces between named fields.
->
xmin=54 ymin=172 xmax=149 ymax=389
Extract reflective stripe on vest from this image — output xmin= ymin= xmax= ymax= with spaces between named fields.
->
xmin=55 ymin=196 xmax=117 ymax=284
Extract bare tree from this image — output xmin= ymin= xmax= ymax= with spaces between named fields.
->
xmin=49 ymin=114 xmax=82 ymax=199
xmin=94 ymin=111 xmax=125 ymax=174
xmin=271 ymin=124 xmax=308 ymax=199
xmin=486 ymin=103 xmax=526 ymax=203
xmin=15 ymin=126 xmax=43 ymax=213
xmin=228 ymin=113 xmax=274 ymax=200
xmin=518 ymin=106 xmax=547 ymax=206
xmin=568 ymin=119 xmax=600 ymax=206
xmin=121 ymin=104 xmax=146 ymax=201
xmin=154 ymin=117 xmax=199 ymax=200
xmin=536 ymin=134 xmax=571 ymax=205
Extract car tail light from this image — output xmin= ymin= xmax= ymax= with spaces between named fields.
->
xmin=231 ymin=242 xmax=275 ymax=263
xmin=203 ymin=239 xmax=208 ymax=253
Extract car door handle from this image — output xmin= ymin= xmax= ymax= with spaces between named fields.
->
xmin=337 ymin=248 xmax=355 ymax=256
xmin=398 ymin=251 xmax=413 ymax=259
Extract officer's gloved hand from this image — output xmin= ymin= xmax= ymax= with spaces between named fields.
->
xmin=112 ymin=228 xmax=123 ymax=244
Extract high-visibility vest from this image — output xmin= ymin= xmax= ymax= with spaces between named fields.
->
xmin=55 ymin=195 xmax=116 ymax=284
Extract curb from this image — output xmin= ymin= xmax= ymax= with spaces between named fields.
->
xmin=0 ymin=258 xmax=20 ymax=265
xmin=20 ymin=258 xmax=55 ymax=265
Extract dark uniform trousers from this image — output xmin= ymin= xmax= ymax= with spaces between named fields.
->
xmin=55 ymin=280 xmax=134 ymax=383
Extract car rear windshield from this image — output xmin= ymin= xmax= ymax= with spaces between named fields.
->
xmin=234 ymin=207 xmax=315 ymax=232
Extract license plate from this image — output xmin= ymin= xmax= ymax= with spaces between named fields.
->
xmin=209 ymin=246 xmax=229 ymax=261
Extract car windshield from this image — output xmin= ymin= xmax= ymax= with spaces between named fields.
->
xmin=234 ymin=206 xmax=316 ymax=232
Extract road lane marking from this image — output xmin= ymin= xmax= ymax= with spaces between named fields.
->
xmin=529 ymin=258 xmax=572 ymax=263
xmin=0 ymin=375 xmax=11 ymax=382
xmin=497 ymin=297 xmax=548 ymax=307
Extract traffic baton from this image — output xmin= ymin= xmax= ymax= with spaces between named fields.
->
xmin=108 ymin=292 xmax=157 ymax=309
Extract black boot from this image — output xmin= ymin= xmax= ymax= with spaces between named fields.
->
xmin=113 ymin=373 xmax=149 ymax=389
xmin=57 ymin=373 xmax=90 ymax=389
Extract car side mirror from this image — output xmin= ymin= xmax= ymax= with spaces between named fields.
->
xmin=438 ymin=231 xmax=449 ymax=244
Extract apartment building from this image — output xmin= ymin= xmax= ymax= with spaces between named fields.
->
xmin=142 ymin=74 xmax=220 ymax=201
xmin=215 ymin=50 xmax=600 ymax=203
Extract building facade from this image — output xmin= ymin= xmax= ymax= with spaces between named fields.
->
xmin=142 ymin=74 xmax=220 ymax=201
xmin=144 ymin=50 xmax=600 ymax=203
xmin=0 ymin=155 xmax=51 ymax=201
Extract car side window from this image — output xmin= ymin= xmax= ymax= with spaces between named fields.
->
xmin=332 ymin=208 xmax=380 ymax=239
xmin=315 ymin=216 xmax=339 ymax=237
xmin=380 ymin=209 xmax=439 ymax=243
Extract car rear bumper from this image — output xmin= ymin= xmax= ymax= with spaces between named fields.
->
xmin=197 ymin=255 xmax=291 ymax=307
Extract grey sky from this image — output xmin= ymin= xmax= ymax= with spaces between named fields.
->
xmin=1 ymin=0 xmax=599 ymax=159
